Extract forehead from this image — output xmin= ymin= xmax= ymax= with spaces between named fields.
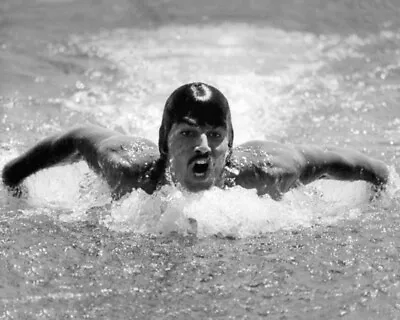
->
xmin=170 ymin=118 xmax=227 ymax=131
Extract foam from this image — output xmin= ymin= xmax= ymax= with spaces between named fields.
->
xmin=1 ymin=148 xmax=398 ymax=238
xmin=102 ymin=176 xmax=390 ymax=238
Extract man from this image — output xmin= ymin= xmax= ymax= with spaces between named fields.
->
xmin=1 ymin=82 xmax=389 ymax=200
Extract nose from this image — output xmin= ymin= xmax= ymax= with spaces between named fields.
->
xmin=194 ymin=133 xmax=211 ymax=155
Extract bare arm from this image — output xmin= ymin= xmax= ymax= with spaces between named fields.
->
xmin=296 ymin=145 xmax=389 ymax=188
xmin=230 ymin=141 xmax=389 ymax=199
xmin=1 ymin=125 xmax=159 ymax=194
xmin=1 ymin=125 xmax=118 ymax=188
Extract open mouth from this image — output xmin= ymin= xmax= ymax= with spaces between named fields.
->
xmin=190 ymin=158 xmax=211 ymax=178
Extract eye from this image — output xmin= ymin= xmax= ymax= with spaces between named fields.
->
xmin=180 ymin=130 xmax=196 ymax=137
xmin=207 ymin=131 xmax=222 ymax=139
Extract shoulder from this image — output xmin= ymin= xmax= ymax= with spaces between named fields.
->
xmin=225 ymin=140 xmax=306 ymax=197
xmin=99 ymin=136 xmax=162 ymax=197
xmin=97 ymin=134 xmax=160 ymax=169
xmin=67 ymin=124 xmax=160 ymax=175
xmin=230 ymin=140 xmax=305 ymax=168
xmin=76 ymin=127 xmax=162 ymax=197
xmin=66 ymin=125 xmax=160 ymax=161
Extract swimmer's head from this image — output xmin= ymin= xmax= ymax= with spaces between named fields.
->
xmin=158 ymin=82 xmax=234 ymax=160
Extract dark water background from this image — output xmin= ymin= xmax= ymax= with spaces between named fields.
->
xmin=1 ymin=0 xmax=400 ymax=319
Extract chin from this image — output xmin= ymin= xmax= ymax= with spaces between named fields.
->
xmin=182 ymin=178 xmax=215 ymax=192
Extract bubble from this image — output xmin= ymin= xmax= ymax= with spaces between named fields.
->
xmin=103 ymin=179 xmax=381 ymax=238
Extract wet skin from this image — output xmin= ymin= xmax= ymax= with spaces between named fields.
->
xmin=1 ymin=125 xmax=389 ymax=200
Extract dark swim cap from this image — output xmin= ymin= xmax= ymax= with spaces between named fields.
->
xmin=158 ymin=82 xmax=234 ymax=159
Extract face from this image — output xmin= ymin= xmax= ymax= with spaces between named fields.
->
xmin=166 ymin=120 xmax=230 ymax=192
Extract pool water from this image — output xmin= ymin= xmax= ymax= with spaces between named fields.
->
xmin=1 ymin=0 xmax=400 ymax=318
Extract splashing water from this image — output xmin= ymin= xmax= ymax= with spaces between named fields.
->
xmin=2 ymin=147 xmax=399 ymax=238
xmin=2 ymin=1 xmax=400 ymax=318
xmin=100 ymin=167 xmax=400 ymax=238
xmin=2 ymin=22 xmax=400 ymax=240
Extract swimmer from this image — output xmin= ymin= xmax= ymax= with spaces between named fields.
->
xmin=2 ymin=82 xmax=389 ymax=200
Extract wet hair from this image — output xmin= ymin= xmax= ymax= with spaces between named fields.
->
xmin=158 ymin=82 xmax=234 ymax=160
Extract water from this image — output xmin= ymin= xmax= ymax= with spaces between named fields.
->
xmin=1 ymin=0 xmax=400 ymax=318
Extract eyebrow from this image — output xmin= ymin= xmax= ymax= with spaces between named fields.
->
xmin=180 ymin=116 xmax=227 ymax=130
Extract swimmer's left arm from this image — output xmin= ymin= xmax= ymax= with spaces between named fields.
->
xmin=230 ymin=141 xmax=388 ymax=199
xmin=295 ymin=145 xmax=389 ymax=188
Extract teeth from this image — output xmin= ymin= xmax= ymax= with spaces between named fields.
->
xmin=194 ymin=172 xmax=206 ymax=177
xmin=194 ymin=159 xmax=208 ymax=164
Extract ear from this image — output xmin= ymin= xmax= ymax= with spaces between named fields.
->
xmin=225 ymin=148 xmax=233 ymax=166
xmin=158 ymin=124 xmax=168 ymax=159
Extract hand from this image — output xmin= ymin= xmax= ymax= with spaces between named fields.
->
xmin=370 ymin=181 xmax=386 ymax=201
xmin=5 ymin=183 xmax=29 ymax=199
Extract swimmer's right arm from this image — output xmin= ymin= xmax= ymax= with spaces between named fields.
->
xmin=1 ymin=125 xmax=123 ymax=190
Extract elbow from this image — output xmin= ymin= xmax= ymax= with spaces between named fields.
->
xmin=372 ymin=162 xmax=389 ymax=187
xmin=357 ymin=160 xmax=389 ymax=190
xmin=299 ymin=164 xmax=326 ymax=185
